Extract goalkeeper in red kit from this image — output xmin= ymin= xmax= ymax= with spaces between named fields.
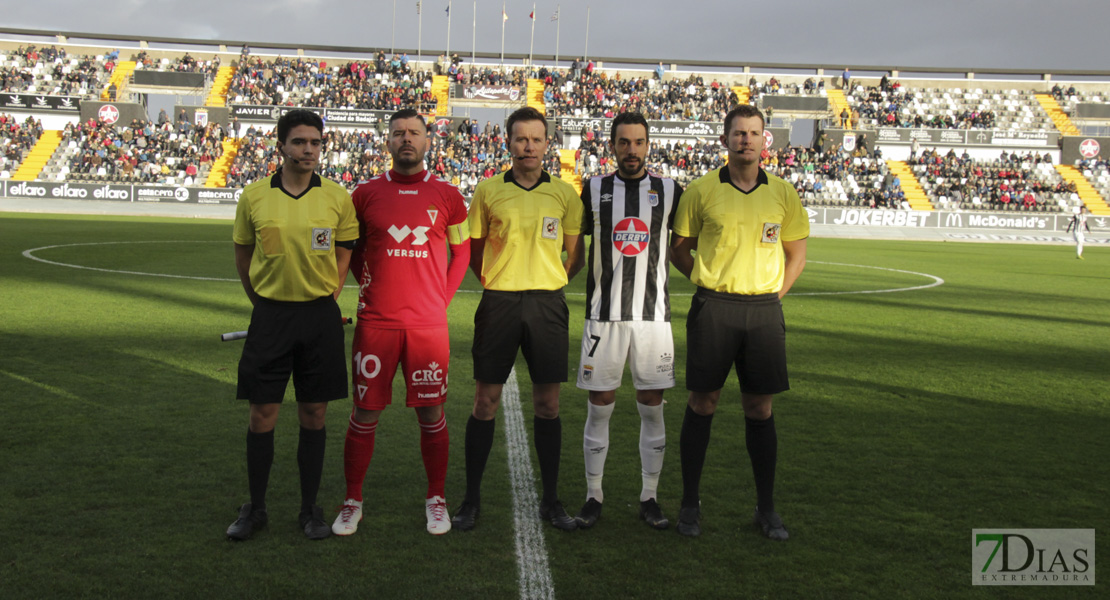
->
xmin=332 ymin=109 xmax=471 ymax=536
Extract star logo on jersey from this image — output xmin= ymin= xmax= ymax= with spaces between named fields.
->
xmin=427 ymin=205 xmax=439 ymax=224
xmin=612 ymin=217 xmax=650 ymax=256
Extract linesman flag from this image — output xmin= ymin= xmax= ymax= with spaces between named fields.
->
xmin=551 ymin=8 xmax=560 ymax=21
xmin=529 ymin=10 xmax=535 ymax=20
xmin=503 ymin=10 xmax=508 ymax=21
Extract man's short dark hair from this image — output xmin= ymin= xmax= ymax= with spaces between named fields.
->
xmin=723 ymin=105 xmax=765 ymax=137
xmin=505 ymin=106 xmax=548 ymax=139
xmin=276 ymin=109 xmax=324 ymax=144
xmin=389 ymin=108 xmax=428 ymax=131
xmin=610 ymin=111 xmax=649 ymax=143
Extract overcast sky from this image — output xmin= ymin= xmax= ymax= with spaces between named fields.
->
xmin=5 ymin=0 xmax=1109 ymax=74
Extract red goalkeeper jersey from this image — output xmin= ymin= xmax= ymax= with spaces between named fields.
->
xmin=351 ymin=169 xmax=470 ymax=329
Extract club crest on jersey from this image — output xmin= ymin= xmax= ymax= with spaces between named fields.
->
xmin=761 ymin=223 xmax=781 ymax=244
xmin=582 ymin=365 xmax=593 ymax=381
xmin=427 ymin=205 xmax=438 ymax=225
xmin=613 ymin=217 xmax=650 ymax=256
xmin=542 ymin=217 xmax=560 ymax=240
xmin=647 ymin=190 xmax=659 ymax=207
xmin=312 ymin=227 xmax=333 ymax=250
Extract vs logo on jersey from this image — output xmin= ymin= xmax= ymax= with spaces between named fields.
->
xmin=312 ymin=227 xmax=333 ymax=250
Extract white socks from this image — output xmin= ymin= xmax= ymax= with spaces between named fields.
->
xmin=637 ymin=402 xmax=666 ymax=502
xmin=583 ymin=402 xmax=614 ymax=502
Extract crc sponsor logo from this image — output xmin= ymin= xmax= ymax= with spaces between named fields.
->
xmin=98 ymin=104 xmax=120 ymax=125
xmin=355 ymin=352 xmax=382 ymax=379
xmin=412 ymin=361 xmax=444 ymax=386
xmin=1079 ymin=139 xmax=1100 ymax=158
xmin=612 ymin=217 xmax=650 ymax=256
xmin=831 ymin=209 xmax=930 ymax=228
xmin=7 ymin=181 xmax=47 ymax=196
xmin=973 ymin=529 xmax=1094 ymax=586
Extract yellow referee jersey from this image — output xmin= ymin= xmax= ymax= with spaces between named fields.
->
xmin=468 ymin=170 xmax=583 ymax=291
xmin=232 ymin=171 xmax=359 ymax=302
xmin=673 ymin=167 xmax=809 ymax=295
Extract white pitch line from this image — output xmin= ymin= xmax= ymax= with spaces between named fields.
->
xmin=502 ymin=366 xmax=555 ymax=600
xmin=21 ymin=241 xmax=238 ymax=281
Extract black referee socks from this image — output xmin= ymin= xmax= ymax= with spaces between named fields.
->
xmin=463 ymin=415 xmax=496 ymax=505
xmin=246 ymin=428 xmax=274 ymax=511
xmin=679 ymin=405 xmax=714 ymax=508
xmin=746 ymin=414 xmax=777 ymax=514
xmin=297 ymin=426 xmax=326 ymax=512
xmin=533 ymin=416 xmax=562 ymax=504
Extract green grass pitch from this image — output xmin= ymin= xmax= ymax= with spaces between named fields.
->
xmin=0 ymin=212 xmax=1106 ymax=599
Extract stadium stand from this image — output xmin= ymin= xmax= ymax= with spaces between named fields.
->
xmin=0 ymin=46 xmax=108 ymax=96
xmin=1 ymin=114 xmax=45 ymax=178
xmin=2 ymin=32 xmax=1110 ymax=216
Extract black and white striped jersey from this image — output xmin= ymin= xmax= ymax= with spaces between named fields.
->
xmin=582 ymin=172 xmax=681 ymax=322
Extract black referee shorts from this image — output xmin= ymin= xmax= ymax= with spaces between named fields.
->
xmin=472 ymin=289 xmax=569 ymax=385
xmin=236 ymin=296 xmax=348 ymax=404
xmin=685 ymin=288 xmax=789 ymax=395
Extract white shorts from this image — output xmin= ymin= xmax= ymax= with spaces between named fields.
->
xmin=576 ymin=320 xmax=676 ymax=391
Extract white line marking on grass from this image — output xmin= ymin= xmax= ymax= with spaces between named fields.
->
xmin=22 ymin=241 xmax=237 ymax=281
xmin=791 ymin=261 xmax=945 ymax=296
xmin=0 ymin=368 xmax=82 ymax=401
xmin=502 ymin=366 xmax=555 ymax=600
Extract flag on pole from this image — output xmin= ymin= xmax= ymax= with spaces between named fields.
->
xmin=503 ymin=10 xmax=508 ymax=21
xmin=445 ymin=4 xmax=449 ymax=15
xmin=529 ymin=10 xmax=535 ymax=19
xmin=551 ymin=8 xmax=559 ymax=21
xmin=416 ymin=1 xmax=421 ymax=14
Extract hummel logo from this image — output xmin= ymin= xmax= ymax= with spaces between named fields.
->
xmin=398 ymin=190 xmax=419 ymax=195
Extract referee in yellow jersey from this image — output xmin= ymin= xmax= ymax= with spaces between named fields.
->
xmin=227 ymin=109 xmax=359 ymax=541
xmin=671 ymin=105 xmax=809 ymax=540
xmin=453 ymin=107 xmax=584 ymax=532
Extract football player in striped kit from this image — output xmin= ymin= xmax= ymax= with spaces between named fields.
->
xmin=571 ymin=112 xmax=682 ymax=530
xmin=1066 ymin=206 xmax=1091 ymax=259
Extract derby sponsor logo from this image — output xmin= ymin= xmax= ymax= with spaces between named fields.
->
xmin=1079 ymin=139 xmax=1100 ymax=158
xmin=98 ymin=104 xmax=120 ymax=125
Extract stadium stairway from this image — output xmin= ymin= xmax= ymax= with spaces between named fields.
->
xmin=100 ymin=61 xmax=136 ymax=101
xmin=527 ymin=79 xmax=546 ymax=114
xmin=1035 ymin=94 xmax=1080 ymax=136
xmin=11 ymin=130 xmax=63 ymax=181
xmin=204 ymin=139 xmax=241 ymax=187
xmin=886 ymin=160 xmax=934 ymax=211
xmin=558 ymin=148 xmax=582 ymax=195
xmin=728 ymin=85 xmax=751 ymax=106
xmin=1055 ymin=164 xmax=1110 ymax=215
xmin=827 ymin=88 xmax=851 ymax=125
xmin=432 ymin=75 xmax=451 ymax=116
xmin=205 ymin=66 xmax=238 ymax=107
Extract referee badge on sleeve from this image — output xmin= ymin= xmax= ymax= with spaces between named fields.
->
xmin=312 ymin=227 xmax=333 ymax=250
xmin=542 ymin=217 xmax=560 ymax=240
xmin=761 ymin=223 xmax=781 ymax=244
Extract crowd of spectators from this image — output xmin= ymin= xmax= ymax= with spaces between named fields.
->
xmin=848 ymin=82 xmax=997 ymax=129
xmin=909 ymin=148 xmax=1072 ymax=211
xmin=0 ymin=45 xmax=107 ymax=96
xmin=60 ymin=113 xmax=226 ymax=184
xmin=227 ymin=52 xmax=438 ymax=112
xmin=225 ymin=119 xmax=560 ymax=195
xmin=132 ymin=51 xmax=222 ymax=79
xmin=543 ymin=68 xmax=738 ymax=122
xmin=1 ymin=113 xmax=45 ymax=175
